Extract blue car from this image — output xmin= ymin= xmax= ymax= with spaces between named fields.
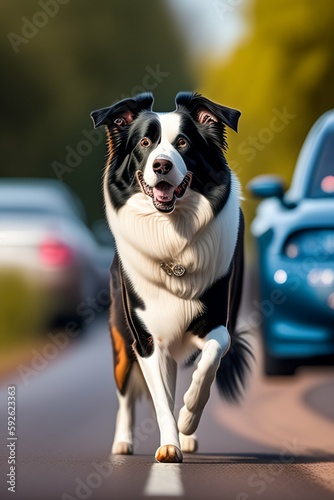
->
xmin=248 ymin=110 xmax=334 ymax=375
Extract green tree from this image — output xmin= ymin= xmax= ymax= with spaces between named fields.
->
xmin=199 ymin=0 xmax=334 ymax=228
xmin=1 ymin=0 xmax=194 ymax=223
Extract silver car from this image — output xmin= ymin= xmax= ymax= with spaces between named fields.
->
xmin=0 ymin=178 xmax=112 ymax=327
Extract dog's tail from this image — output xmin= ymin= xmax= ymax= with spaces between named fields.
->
xmin=215 ymin=330 xmax=254 ymax=403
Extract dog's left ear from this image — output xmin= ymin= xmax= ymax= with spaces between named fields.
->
xmin=175 ymin=92 xmax=240 ymax=132
xmin=90 ymin=92 xmax=154 ymax=129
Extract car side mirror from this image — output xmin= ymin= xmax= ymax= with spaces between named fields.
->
xmin=247 ymin=175 xmax=285 ymax=199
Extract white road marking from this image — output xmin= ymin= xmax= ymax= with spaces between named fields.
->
xmin=144 ymin=463 xmax=184 ymax=496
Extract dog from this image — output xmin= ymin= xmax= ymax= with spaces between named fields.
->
xmin=91 ymin=92 xmax=252 ymax=463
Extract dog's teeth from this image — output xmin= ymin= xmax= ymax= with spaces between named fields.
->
xmin=175 ymin=173 xmax=192 ymax=198
xmin=136 ymin=170 xmax=154 ymax=198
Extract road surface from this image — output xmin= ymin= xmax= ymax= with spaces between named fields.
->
xmin=0 ymin=314 xmax=333 ymax=499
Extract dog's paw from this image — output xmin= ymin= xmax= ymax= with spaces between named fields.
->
xmin=177 ymin=405 xmax=203 ymax=436
xmin=155 ymin=445 xmax=183 ymax=463
xmin=179 ymin=433 xmax=198 ymax=453
xmin=111 ymin=441 xmax=133 ymax=455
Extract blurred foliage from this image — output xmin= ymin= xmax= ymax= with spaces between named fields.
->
xmin=0 ymin=0 xmax=194 ymax=225
xmin=0 ymin=270 xmax=52 ymax=347
xmin=198 ymin=0 xmax=334 ymax=232
xmin=2 ymin=0 xmax=334 ymax=236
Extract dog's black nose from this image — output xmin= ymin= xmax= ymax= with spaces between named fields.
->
xmin=152 ymin=158 xmax=172 ymax=175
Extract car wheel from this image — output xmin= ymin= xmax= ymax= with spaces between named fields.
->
xmin=264 ymin=350 xmax=297 ymax=376
xmin=50 ymin=313 xmax=84 ymax=334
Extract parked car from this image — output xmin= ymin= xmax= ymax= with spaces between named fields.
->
xmin=0 ymin=178 xmax=113 ymax=328
xmin=248 ymin=110 xmax=334 ymax=375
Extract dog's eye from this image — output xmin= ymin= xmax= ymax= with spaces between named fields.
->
xmin=114 ymin=117 xmax=126 ymax=127
xmin=176 ymin=137 xmax=188 ymax=149
xmin=140 ymin=138 xmax=151 ymax=148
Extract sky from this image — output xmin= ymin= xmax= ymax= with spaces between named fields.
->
xmin=166 ymin=0 xmax=249 ymax=58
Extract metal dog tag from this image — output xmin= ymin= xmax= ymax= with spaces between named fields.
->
xmin=160 ymin=262 xmax=173 ymax=276
xmin=172 ymin=264 xmax=186 ymax=277
xmin=160 ymin=262 xmax=186 ymax=277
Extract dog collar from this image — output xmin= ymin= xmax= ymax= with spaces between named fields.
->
xmin=160 ymin=262 xmax=186 ymax=277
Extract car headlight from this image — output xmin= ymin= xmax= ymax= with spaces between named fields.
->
xmin=284 ymin=229 xmax=334 ymax=259
xmin=307 ymin=268 xmax=334 ymax=286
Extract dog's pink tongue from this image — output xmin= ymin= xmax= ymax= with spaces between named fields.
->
xmin=153 ymin=182 xmax=175 ymax=202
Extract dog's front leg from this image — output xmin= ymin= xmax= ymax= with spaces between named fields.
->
xmin=135 ymin=345 xmax=182 ymax=463
xmin=178 ymin=326 xmax=231 ymax=436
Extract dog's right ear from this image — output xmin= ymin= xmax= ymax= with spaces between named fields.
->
xmin=90 ymin=93 xmax=154 ymax=129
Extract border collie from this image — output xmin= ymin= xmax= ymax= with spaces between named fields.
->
xmin=91 ymin=92 xmax=252 ymax=463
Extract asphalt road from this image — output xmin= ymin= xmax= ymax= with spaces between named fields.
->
xmin=0 ymin=314 xmax=333 ymax=500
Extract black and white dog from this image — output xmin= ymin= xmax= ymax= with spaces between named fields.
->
xmin=91 ymin=92 xmax=252 ymax=463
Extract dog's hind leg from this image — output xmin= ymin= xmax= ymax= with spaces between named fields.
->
xmin=112 ymin=394 xmax=133 ymax=455
xmin=135 ymin=346 xmax=182 ymax=463
xmin=109 ymin=256 xmax=142 ymax=455
xmin=111 ymin=362 xmax=144 ymax=455
xmin=178 ymin=326 xmax=231 ymax=436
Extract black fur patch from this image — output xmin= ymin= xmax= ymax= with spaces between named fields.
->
xmin=119 ymin=260 xmax=154 ymax=358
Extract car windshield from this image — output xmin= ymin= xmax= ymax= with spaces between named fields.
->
xmin=308 ymin=132 xmax=334 ymax=198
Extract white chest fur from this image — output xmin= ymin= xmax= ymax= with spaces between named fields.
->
xmin=104 ymin=173 xmax=241 ymax=345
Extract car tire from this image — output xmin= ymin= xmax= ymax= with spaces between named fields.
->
xmin=264 ymin=350 xmax=297 ymax=376
xmin=50 ymin=313 xmax=84 ymax=334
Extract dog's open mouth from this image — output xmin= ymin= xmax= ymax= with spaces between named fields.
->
xmin=136 ymin=171 xmax=192 ymax=213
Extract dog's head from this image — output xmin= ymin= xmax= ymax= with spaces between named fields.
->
xmin=91 ymin=92 xmax=240 ymax=215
